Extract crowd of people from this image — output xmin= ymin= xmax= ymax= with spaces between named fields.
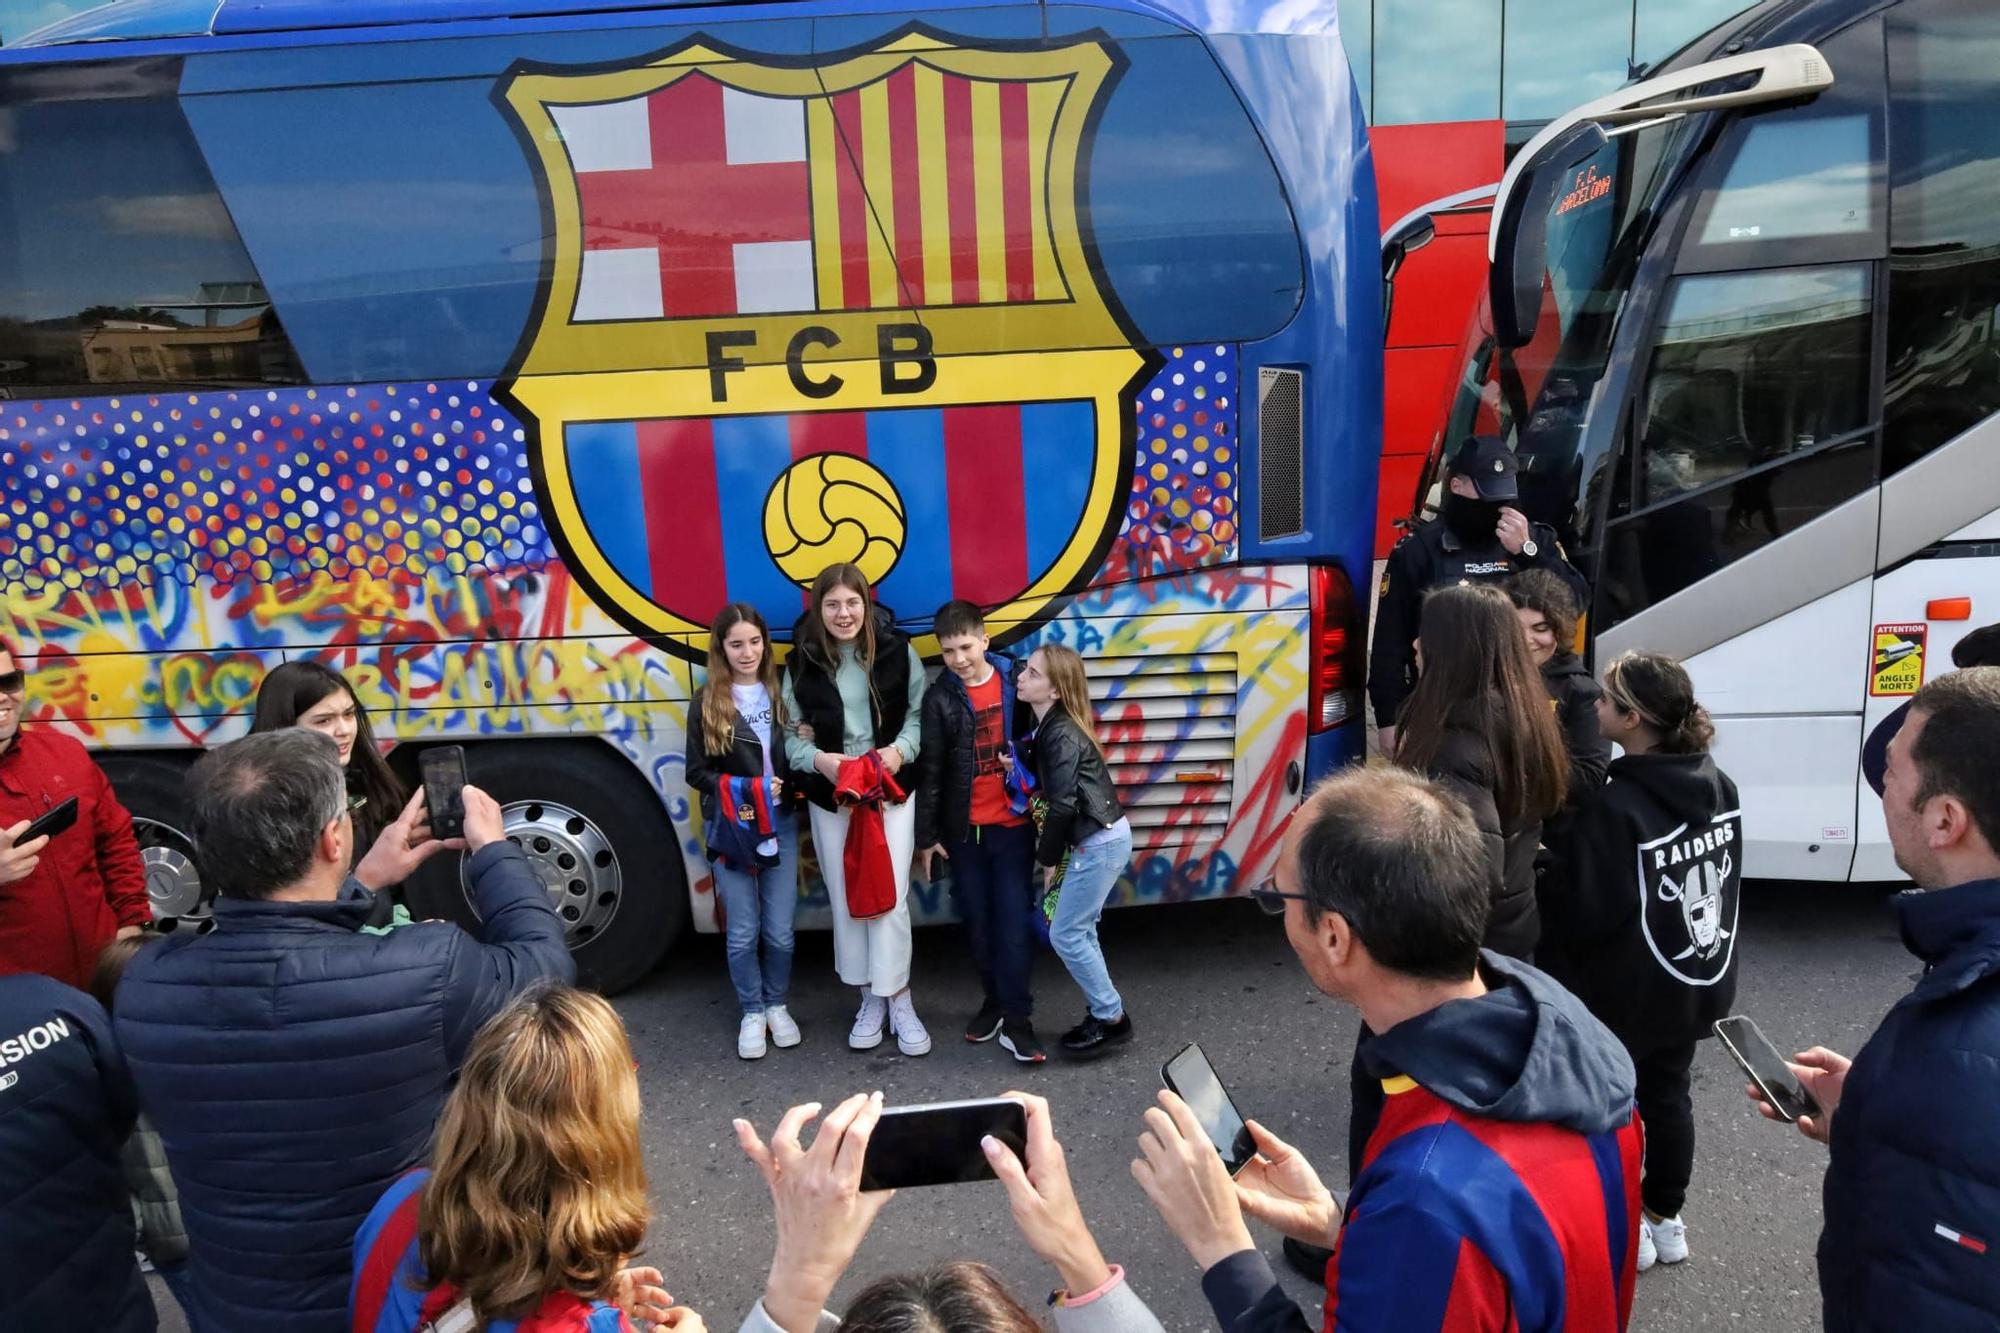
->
xmin=2 ymin=435 xmax=1999 ymax=1332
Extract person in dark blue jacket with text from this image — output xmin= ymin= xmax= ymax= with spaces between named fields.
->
xmin=0 ymin=972 xmax=153 ymax=1331
xmin=1749 ymin=668 xmax=2000 ymax=1331
xmin=115 ymin=729 xmax=573 ymax=1333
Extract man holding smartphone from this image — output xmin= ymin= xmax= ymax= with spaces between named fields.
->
xmin=1746 ymin=668 xmax=2000 ymax=1331
xmin=0 ymin=640 xmax=149 ymax=989
xmin=1133 ymin=766 xmax=1643 ymax=1333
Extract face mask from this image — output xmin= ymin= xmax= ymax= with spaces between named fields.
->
xmin=1441 ymin=490 xmax=1501 ymax=541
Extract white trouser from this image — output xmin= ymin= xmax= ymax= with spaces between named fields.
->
xmin=810 ymin=798 xmax=916 ymax=997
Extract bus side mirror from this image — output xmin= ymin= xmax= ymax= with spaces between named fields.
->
xmin=1381 ymin=215 xmax=1436 ymax=339
xmin=1489 ymin=121 xmax=1608 ymax=349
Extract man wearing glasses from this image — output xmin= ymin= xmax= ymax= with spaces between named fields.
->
xmin=1131 ymin=766 xmax=1645 ymax=1333
xmin=0 ymin=641 xmax=149 ymax=989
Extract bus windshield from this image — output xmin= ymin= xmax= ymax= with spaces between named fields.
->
xmin=1443 ymin=117 xmax=1690 ymax=538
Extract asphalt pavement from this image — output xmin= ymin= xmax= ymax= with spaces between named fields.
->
xmin=147 ymin=877 xmax=1914 ymax=1332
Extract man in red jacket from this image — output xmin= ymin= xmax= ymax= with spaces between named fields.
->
xmin=0 ymin=643 xmax=148 ymax=988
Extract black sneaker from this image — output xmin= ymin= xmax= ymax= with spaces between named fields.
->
xmin=998 ymin=1018 xmax=1047 ymax=1064
xmin=1060 ymin=1012 xmax=1134 ymax=1056
xmin=964 ymin=1001 xmax=1005 ymax=1043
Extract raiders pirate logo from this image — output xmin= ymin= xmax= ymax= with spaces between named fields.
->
xmin=1636 ymin=811 xmax=1743 ymax=986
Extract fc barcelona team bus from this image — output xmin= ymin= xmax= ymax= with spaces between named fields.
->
xmin=1406 ymin=0 xmax=2000 ymax=885
xmin=0 ymin=0 xmax=1379 ymax=991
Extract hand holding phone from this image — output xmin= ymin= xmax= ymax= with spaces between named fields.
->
xmin=0 ymin=818 xmax=52 ymax=886
xmin=1717 ymin=1015 xmax=1826 ymax=1127
xmin=1163 ymin=1043 xmax=1257 ymax=1174
xmin=18 ymin=796 xmax=79 ymax=846
xmin=979 ymin=1091 xmax=1115 ymax=1297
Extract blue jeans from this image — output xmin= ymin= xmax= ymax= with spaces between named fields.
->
xmin=713 ymin=813 xmax=799 ymax=1015
xmin=948 ymin=821 xmax=1037 ymax=1020
xmin=157 ymin=1261 xmax=203 ymax=1331
xmin=1049 ymin=819 xmax=1132 ymax=1021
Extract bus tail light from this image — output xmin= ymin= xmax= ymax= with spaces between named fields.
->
xmin=1308 ymin=563 xmax=1365 ymax=732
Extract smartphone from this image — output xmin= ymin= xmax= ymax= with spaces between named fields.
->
xmin=1163 ymin=1042 xmax=1257 ymax=1175
xmin=859 ymin=1097 xmax=1028 ymax=1192
xmin=16 ymin=795 xmax=79 ymax=844
xmin=1715 ymin=1015 xmax=1822 ymax=1123
xmin=418 ymin=746 xmax=468 ymax=840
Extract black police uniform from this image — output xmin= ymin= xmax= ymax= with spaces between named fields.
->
xmin=1367 ymin=436 xmax=1589 ymax=731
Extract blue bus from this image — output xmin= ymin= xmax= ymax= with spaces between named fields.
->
xmin=0 ymin=0 xmax=1378 ymax=991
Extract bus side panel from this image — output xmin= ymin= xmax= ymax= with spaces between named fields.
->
xmin=1682 ymin=579 xmax=1871 ymax=880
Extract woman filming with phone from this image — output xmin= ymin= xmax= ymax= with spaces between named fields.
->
xmin=1539 ymin=650 xmax=1743 ymax=1273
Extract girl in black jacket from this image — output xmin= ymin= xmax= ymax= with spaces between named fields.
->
xmin=1541 ymin=649 xmax=1742 ymax=1273
xmin=1506 ymin=568 xmax=1611 ymax=826
xmin=1018 ymin=644 xmax=1135 ymax=1058
xmin=686 ymin=603 xmax=803 ymax=1062
xmin=1393 ymin=583 xmax=1569 ymax=960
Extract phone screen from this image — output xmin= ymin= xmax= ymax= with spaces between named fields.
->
xmin=859 ymin=1098 xmax=1027 ymax=1192
xmin=419 ymin=746 xmax=468 ymax=840
xmin=1715 ymin=1016 xmax=1820 ymax=1122
xmin=1163 ymin=1043 xmax=1256 ymax=1174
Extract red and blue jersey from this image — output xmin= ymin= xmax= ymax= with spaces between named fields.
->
xmin=350 ymin=1171 xmax=634 ymax=1333
xmin=1322 ymin=1076 xmax=1643 ymax=1332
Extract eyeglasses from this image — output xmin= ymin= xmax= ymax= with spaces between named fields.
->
xmin=1247 ymin=878 xmax=1311 ymax=916
xmin=0 ymin=670 xmax=24 ymax=694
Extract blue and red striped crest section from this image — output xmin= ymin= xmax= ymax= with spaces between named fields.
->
xmin=1324 ymin=1082 xmax=1643 ymax=1331
xmin=564 ymin=401 xmax=1093 ymax=634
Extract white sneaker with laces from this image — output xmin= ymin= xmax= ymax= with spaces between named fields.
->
xmin=888 ymin=991 xmax=932 ymax=1057
xmin=1647 ymin=1213 xmax=1688 ymax=1265
xmin=1636 ymin=1218 xmax=1657 ymax=1272
xmin=848 ymin=993 xmax=888 ymax=1050
xmin=737 ymin=1013 xmax=768 ymax=1061
xmin=765 ymin=1005 xmax=802 ymax=1049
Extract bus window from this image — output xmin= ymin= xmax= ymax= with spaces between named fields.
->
xmin=0 ymin=64 xmax=302 ymax=399
xmin=1883 ymin=0 xmax=2000 ymax=476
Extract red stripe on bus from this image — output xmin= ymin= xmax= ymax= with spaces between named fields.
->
xmin=942 ymin=75 xmax=980 ymax=306
xmin=943 ymin=405 xmax=1028 ymax=603
xmin=886 ymin=65 xmax=924 ymax=308
xmin=790 ymin=411 xmax=870 ymax=460
xmin=831 ymin=90 xmax=872 ymax=310
xmin=999 ymin=81 xmax=1033 ymax=301
xmin=637 ymin=418 xmax=726 ymax=619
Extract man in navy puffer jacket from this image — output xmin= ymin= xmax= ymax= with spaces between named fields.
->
xmin=115 ymin=729 xmax=573 ymax=1331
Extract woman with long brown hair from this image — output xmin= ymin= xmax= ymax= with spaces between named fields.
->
xmin=687 ymin=603 xmax=803 ymax=1061
xmin=1392 ymin=582 xmax=1569 ymax=959
xmin=779 ymin=564 xmax=930 ymax=1056
xmin=349 ymin=985 xmax=697 ymax=1333
xmin=1018 ymin=644 xmax=1135 ymax=1058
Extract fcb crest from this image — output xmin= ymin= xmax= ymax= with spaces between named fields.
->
xmin=1636 ymin=812 xmax=1744 ymax=986
xmin=494 ymin=29 xmax=1147 ymax=656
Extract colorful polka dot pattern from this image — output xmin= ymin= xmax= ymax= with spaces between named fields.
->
xmin=0 ymin=383 xmax=551 ymax=593
xmin=1108 ymin=345 xmax=1238 ymax=575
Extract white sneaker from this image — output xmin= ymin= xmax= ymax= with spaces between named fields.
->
xmin=889 ymin=992 xmax=932 ymax=1057
xmin=1637 ymin=1219 xmax=1657 ymax=1272
xmin=765 ymin=1005 xmax=801 ymax=1049
xmin=737 ymin=1013 xmax=768 ymax=1061
xmin=1647 ymin=1214 xmax=1688 ymax=1265
xmin=849 ymin=993 xmax=888 ymax=1050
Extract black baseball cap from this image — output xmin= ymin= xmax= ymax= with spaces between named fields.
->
xmin=1449 ymin=435 xmax=1520 ymax=501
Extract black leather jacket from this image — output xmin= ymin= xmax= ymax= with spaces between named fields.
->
xmin=684 ymin=693 xmax=802 ymax=822
xmin=915 ymin=652 xmax=1030 ymax=848
xmin=1025 ymin=708 xmax=1122 ymax=867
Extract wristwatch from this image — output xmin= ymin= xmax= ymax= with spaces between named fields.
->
xmin=1520 ymin=538 xmax=1539 ymax=559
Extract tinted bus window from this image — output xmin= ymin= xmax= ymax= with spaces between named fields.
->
xmin=0 ymin=66 xmax=302 ymax=398
xmin=1884 ymin=0 xmax=2000 ymax=475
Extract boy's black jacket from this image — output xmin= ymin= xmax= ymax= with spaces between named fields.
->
xmin=915 ymin=650 xmax=1030 ymax=848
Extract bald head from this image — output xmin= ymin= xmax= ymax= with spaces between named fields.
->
xmin=1286 ymin=765 xmax=1491 ymax=981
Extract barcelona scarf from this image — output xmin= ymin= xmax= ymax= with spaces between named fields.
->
xmin=707 ymin=775 xmax=780 ymax=873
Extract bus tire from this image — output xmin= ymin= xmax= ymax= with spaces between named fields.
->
xmin=96 ymin=752 xmax=206 ymax=922
xmin=427 ymin=740 xmax=686 ymax=996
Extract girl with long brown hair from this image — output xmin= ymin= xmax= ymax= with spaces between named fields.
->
xmin=1017 ymin=644 xmax=1135 ymax=1057
xmin=349 ymin=986 xmax=696 ymax=1333
xmin=1393 ymin=582 xmax=1569 ymax=959
xmin=686 ymin=603 xmax=803 ymax=1061
xmin=779 ymin=564 xmax=930 ymax=1056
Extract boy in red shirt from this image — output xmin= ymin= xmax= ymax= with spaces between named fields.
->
xmin=915 ymin=600 xmax=1042 ymax=1062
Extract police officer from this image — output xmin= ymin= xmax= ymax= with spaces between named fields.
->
xmin=1370 ymin=434 xmax=1588 ymax=753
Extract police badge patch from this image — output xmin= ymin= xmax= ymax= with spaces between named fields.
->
xmin=1636 ymin=811 xmax=1744 ymax=986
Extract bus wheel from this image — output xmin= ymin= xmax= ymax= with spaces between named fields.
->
xmin=98 ymin=754 xmax=206 ymax=922
xmin=453 ymin=742 xmax=686 ymax=996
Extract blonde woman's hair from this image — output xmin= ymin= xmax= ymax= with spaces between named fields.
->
xmin=1035 ymin=645 xmax=1103 ymax=758
xmin=419 ymin=986 xmax=648 ymax=1323
xmin=702 ymin=603 xmax=785 ymax=756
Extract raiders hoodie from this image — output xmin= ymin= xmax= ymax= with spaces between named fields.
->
xmin=1539 ymin=751 xmax=1743 ymax=1049
xmin=1205 ymin=955 xmax=1642 ymax=1333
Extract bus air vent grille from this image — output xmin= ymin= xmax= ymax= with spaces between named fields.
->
xmin=1258 ymin=367 xmax=1305 ymax=541
xmin=1084 ymin=651 xmax=1237 ymax=834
